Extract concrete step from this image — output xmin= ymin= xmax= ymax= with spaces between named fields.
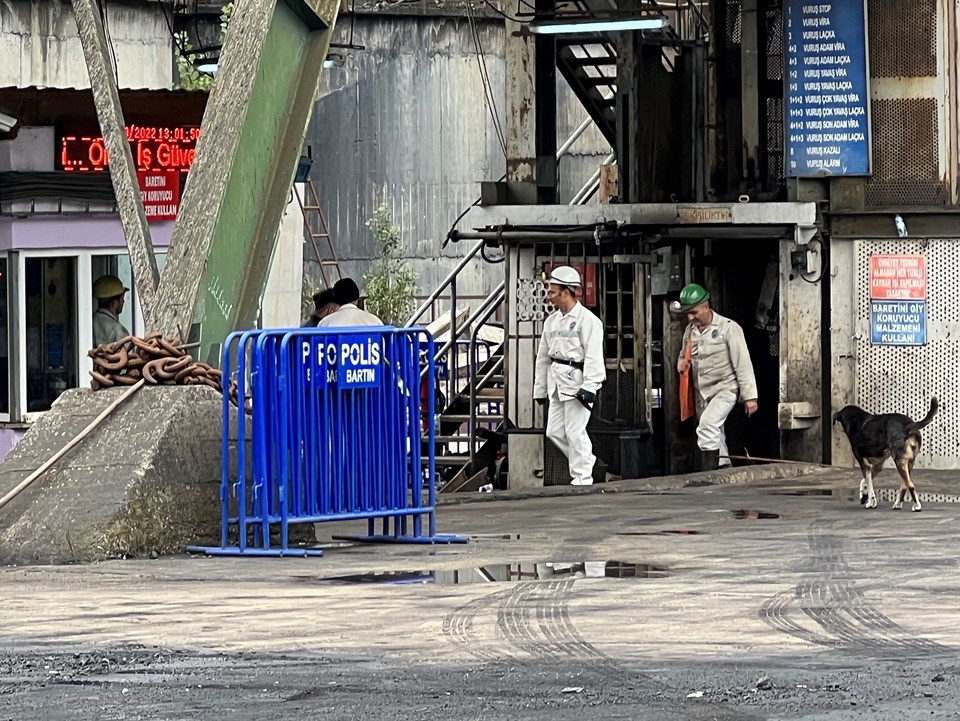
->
xmin=423 ymin=455 xmax=470 ymax=466
xmin=475 ymin=388 xmax=505 ymax=400
xmin=429 ymin=435 xmax=473 ymax=444
xmin=441 ymin=414 xmax=503 ymax=424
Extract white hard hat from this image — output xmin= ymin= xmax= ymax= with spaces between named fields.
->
xmin=547 ymin=265 xmax=581 ymax=287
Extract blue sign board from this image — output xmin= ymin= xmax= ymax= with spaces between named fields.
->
xmin=784 ymin=0 xmax=872 ymax=177
xmin=870 ymin=301 xmax=926 ymax=346
xmin=301 ymin=334 xmax=384 ymax=389
xmin=336 ymin=333 xmax=383 ymax=388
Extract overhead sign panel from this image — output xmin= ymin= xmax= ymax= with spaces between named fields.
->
xmin=784 ymin=1 xmax=872 ymax=177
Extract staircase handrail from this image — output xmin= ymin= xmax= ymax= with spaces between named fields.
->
xmin=468 ymin=284 xmax=507 ymax=459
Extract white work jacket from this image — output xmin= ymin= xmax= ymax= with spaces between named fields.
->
xmin=317 ymin=303 xmax=384 ymax=328
xmin=534 ymin=302 xmax=606 ymax=401
xmin=680 ymin=311 xmax=758 ymax=403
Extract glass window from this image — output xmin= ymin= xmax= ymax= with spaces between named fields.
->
xmin=0 ymin=256 xmax=8 ymax=416
xmin=25 ymin=257 xmax=78 ymax=413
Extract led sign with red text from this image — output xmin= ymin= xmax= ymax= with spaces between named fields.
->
xmin=58 ymin=125 xmax=201 ymax=174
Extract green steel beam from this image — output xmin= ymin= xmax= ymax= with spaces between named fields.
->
xmin=154 ymin=0 xmax=340 ymax=363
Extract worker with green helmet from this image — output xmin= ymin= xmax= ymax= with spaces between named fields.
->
xmin=673 ymin=282 xmax=758 ymax=471
xmin=92 ymin=274 xmax=130 ymax=348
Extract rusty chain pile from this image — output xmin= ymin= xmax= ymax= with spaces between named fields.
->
xmin=88 ymin=333 xmax=224 ymax=393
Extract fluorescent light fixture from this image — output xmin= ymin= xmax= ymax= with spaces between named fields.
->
xmin=195 ymin=62 xmax=219 ymax=74
xmin=529 ymin=16 xmax=668 ymax=34
xmin=0 ymin=111 xmax=17 ymax=132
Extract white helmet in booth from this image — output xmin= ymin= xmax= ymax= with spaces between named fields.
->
xmin=546 ymin=266 xmax=582 ymax=287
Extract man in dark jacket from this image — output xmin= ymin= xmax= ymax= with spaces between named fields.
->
xmin=303 ymin=288 xmax=338 ymax=327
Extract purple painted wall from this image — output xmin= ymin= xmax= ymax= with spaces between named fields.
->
xmin=0 ymin=428 xmax=25 ymax=463
xmin=0 ymin=217 xmax=173 ymax=251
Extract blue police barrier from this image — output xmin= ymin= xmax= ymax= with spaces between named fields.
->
xmin=187 ymin=326 xmax=468 ymax=557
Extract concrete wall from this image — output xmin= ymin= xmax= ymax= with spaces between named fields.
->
xmin=0 ymin=126 xmax=54 ymax=171
xmin=261 ymin=183 xmax=306 ymax=328
xmin=0 ymin=0 xmax=173 ymax=89
xmin=306 ymin=13 xmax=612 ymax=301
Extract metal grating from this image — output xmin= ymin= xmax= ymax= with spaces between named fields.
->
xmin=766 ymin=97 xmax=784 ymax=186
xmin=725 ymin=0 xmax=742 ymax=45
xmin=854 ymin=240 xmax=959 ymax=467
xmin=864 ymin=99 xmax=947 ymax=206
xmin=867 ymin=0 xmax=937 ymax=78
xmin=764 ymin=6 xmax=784 ymax=188
xmin=516 ymin=279 xmax=550 ymax=322
xmin=765 ymin=7 xmax=782 ymax=80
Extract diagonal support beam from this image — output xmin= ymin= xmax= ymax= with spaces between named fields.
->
xmin=153 ymin=0 xmax=340 ymax=362
xmin=70 ymin=0 xmax=160 ymax=323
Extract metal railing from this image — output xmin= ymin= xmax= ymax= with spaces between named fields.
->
xmin=468 ymin=284 xmax=507 ymax=459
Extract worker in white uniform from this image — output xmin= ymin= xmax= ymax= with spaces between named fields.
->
xmin=533 ymin=266 xmax=606 ymax=486
xmin=317 ymin=278 xmax=383 ymax=327
xmin=92 ymin=274 xmax=130 ymax=348
xmin=674 ymin=283 xmax=758 ymax=471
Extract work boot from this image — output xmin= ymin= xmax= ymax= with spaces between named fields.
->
xmin=699 ymin=449 xmax=720 ymax=472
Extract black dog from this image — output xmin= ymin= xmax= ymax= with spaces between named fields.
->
xmin=832 ymin=398 xmax=939 ymax=512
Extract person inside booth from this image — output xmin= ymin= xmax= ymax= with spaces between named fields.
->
xmin=92 ymin=274 xmax=130 ymax=348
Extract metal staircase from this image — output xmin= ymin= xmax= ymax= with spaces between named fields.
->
xmin=553 ymin=0 xmax=702 ymax=150
xmin=556 ymin=38 xmax=618 ymax=147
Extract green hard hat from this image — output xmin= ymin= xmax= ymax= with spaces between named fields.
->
xmin=678 ymin=283 xmax=710 ymax=312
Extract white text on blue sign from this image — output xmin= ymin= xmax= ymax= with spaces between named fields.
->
xmin=870 ymin=301 xmax=926 ymax=346
xmin=301 ymin=335 xmax=384 ymax=388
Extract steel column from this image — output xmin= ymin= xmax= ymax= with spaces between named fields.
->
xmin=534 ymin=0 xmax=557 ymax=204
xmin=154 ymin=0 xmax=341 ymax=362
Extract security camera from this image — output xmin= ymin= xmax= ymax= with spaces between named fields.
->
xmin=0 ymin=112 xmax=17 ymax=133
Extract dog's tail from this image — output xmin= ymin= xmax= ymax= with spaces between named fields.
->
xmin=911 ymin=397 xmax=939 ymax=430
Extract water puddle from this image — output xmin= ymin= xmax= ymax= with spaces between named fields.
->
xmin=732 ymin=509 xmax=780 ymax=520
xmin=314 ymin=560 xmax=669 ymax=586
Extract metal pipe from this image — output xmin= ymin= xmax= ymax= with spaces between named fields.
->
xmin=405 ymin=238 xmax=485 ymax=327
xmin=556 ymin=116 xmax=596 ymax=159
xmin=452 ymin=230 xmax=604 ymax=241
xmin=469 ymin=286 xmax=506 ymax=460
xmin=570 ymin=152 xmax=616 ymax=205
xmin=450 ymin=275 xmax=458 ymax=389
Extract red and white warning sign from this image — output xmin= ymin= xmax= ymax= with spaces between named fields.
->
xmin=137 ymin=170 xmax=180 ymax=222
xmin=869 ymin=255 xmax=927 ymax=300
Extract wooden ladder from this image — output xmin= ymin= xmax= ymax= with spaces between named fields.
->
xmin=294 ymin=177 xmax=342 ymax=287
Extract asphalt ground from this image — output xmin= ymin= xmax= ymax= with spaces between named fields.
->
xmin=2 ymin=466 xmax=960 ymax=720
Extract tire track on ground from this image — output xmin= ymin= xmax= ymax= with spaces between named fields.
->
xmin=760 ymin=519 xmax=948 ymax=656
xmin=443 ymin=578 xmax=626 ymax=670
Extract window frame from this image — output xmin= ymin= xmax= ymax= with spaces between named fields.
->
xmin=9 ymin=248 xmax=155 ymax=424
xmin=0 ymin=252 xmax=12 ymax=423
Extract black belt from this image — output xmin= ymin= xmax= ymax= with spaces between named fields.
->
xmin=550 ymin=357 xmax=584 ymax=371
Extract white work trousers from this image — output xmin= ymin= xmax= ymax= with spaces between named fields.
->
xmin=546 ymin=392 xmax=595 ymax=484
xmin=695 ymin=389 xmax=737 ymax=468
